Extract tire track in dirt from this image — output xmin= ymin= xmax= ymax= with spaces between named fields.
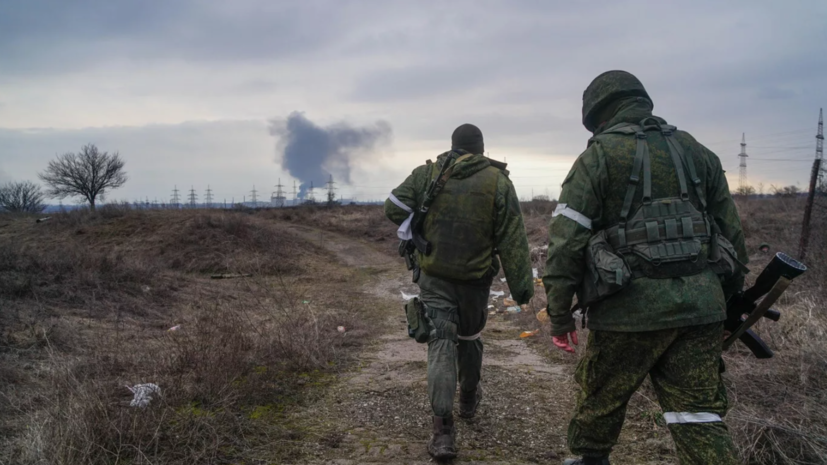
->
xmin=282 ymin=226 xmax=574 ymax=464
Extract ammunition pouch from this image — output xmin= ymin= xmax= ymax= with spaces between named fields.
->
xmin=577 ymin=230 xmax=633 ymax=307
xmin=606 ymin=198 xmax=712 ymax=279
xmin=404 ymin=298 xmax=458 ymax=343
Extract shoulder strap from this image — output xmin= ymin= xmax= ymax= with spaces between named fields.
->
xmin=616 ymin=125 xmax=649 ymax=248
xmin=420 ymin=152 xmax=471 ymax=213
xmin=662 ymin=129 xmax=707 ymax=210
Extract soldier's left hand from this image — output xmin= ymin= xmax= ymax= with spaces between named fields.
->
xmin=552 ymin=331 xmax=578 ymax=353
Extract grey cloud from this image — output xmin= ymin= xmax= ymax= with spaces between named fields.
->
xmin=757 ymin=87 xmax=797 ymax=100
xmin=0 ymin=0 xmax=344 ymax=76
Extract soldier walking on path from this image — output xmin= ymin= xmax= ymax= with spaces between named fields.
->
xmin=543 ymin=71 xmax=749 ymax=465
xmin=385 ymin=124 xmax=534 ymax=460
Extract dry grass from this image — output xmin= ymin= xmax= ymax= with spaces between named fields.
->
xmin=2 ymin=197 xmax=825 ymax=464
xmin=0 ymin=206 xmax=375 ymax=465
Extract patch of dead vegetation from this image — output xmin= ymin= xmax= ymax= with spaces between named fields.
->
xmin=0 ymin=206 xmax=382 ymax=465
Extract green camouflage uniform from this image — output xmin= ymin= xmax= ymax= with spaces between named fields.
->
xmin=386 ymin=152 xmax=533 ymax=417
xmin=543 ymin=72 xmax=748 ymax=464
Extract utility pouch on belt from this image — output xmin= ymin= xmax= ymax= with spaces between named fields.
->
xmin=404 ymin=297 xmax=432 ymax=343
xmin=578 ymin=230 xmax=632 ymax=306
xmin=708 ymin=233 xmax=749 ymax=280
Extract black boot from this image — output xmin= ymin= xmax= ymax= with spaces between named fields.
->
xmin=458 ymin=385 xmax=483 ymax=418
xmin=562 ymin=456 xmax=610 ymax=465
xmin=428 ymin=415 xmax=457 ymax=460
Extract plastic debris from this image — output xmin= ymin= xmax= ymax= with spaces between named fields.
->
xmin=167 ymin=325 xmax=181 ymax=332
xmin=503 ymin=298 xmax=518 ymax=307
xmin=141 ymin=285 xmax=151 ymax=294
xmin=36 ymin=216 xmax=52 ymax=223
xmin=536 ymin=309 xmax=550 ymax=323
xmin=127 ymin=383 xmax=161 ymax=408
xmin=520 ymin=329 xmax=540 ymax=338
xmin=500 ymin=277 xmax=507 ymax=282
xmin=489 ymin=290 xmax=505 ymax=297
xmin=401 ymin=291 xmax=419 ymax=301
xmin=302 ymin=300 xmax=310 ymax=304
xmin=506 ymin=306 xmax=522 ymax=313
xmin=532 ymin=268 xmax=539 ymax=279
xmin=534 ymin=278 xmax=543 ymax=285
xmin=487 ymin=305 xmax=494 ymax=309
xmin=337 ymin=326 xmax=346 ymax=333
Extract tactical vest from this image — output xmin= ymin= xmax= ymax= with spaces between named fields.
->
xmin=604 ymin=118 xmax=712 ymax=278
xmin=578 ymin=117 xmax=743 ymax=306
xmin=418 ymin=163 xmax=501 ymax=281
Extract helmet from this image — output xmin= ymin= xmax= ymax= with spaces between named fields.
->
xmin=582 ymin=70 xmax=651 ymax=132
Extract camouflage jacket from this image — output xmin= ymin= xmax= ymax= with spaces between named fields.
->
xmin=385 ymin=152 xmax=534 ymax=304
xmin=543 ymin=100 xmax=748 ymax=335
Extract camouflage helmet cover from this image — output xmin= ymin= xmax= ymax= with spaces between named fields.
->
xmin=582 ymin=70 xmax=651 ymax=131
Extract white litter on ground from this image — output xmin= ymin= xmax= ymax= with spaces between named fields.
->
xmin=127 ymin=383 xmax=161 ymax=408
xmin=489 ymin=290 xmax=505 ymax=297
xmin=401 ymin=291 xmax=419 ymax=301
xmin=532 ymin=268 xmax=539 ymax=279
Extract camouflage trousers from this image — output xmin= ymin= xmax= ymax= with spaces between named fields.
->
xmin=418 ymin=272 xmax=490 ymax=418
xmin=568 ymin=322 xmax=740 ymax=464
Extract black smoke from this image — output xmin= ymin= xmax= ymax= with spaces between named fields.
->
xmin=269 ymin=112 xmax=391 ymax=198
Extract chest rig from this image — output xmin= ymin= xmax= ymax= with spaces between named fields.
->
xmin=599 ymin=118 xmax=713 ymax=279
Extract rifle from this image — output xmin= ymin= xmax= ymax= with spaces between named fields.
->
xmin=397 ymin=150 xmax=462 ymax=282
xmin=723 ymin=252 xmax=807 ymax=358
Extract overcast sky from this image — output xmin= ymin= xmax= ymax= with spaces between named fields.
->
xmin=1 ymin=0 xmax=825 ymax=204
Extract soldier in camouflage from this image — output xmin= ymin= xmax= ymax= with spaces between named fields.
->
xmin=543 ymin=71 xmax=748 ymax=465
xmin=385 ymin=124 xmax=534 ymax=460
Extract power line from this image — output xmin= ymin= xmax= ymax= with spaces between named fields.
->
xmin=188 ymin=186 xmax=198 ymax=208
xmin=271 ymin=178 xmax=286 ymax=207
xmin=205 ymin=185 xmax=213 ymax=208
xmin=250 ymin=185 xmax=258 ymax=208
xmin=170 ymin=185 xmax=180 ymax=209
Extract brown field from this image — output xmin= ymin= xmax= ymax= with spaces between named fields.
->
xmin=0 ymin=197 xmax=825 ymax=464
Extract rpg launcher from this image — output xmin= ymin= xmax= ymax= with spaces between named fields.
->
xmin=723 ymin=252 xmax=807 ymax=359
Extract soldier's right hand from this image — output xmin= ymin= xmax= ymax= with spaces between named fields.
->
xmin=552 ymin=331 xmax=578 ymax=353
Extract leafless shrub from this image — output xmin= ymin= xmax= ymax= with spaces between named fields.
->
xmin=0 ymin=181 xmax=46 ymax=213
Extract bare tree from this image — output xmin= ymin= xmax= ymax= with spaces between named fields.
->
xmin=0 ymin=181 xmax=46 ymax=213
xmin=39 ymin=144 xmax=127 ymax=210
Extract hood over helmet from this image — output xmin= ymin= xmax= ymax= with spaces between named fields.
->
xmin=582 ymin=70 xmax=651 ymax=132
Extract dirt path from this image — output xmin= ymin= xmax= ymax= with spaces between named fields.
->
xmin=281 ymin=227 xmax=575 ymax=464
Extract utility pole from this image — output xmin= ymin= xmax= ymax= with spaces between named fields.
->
xmin=188 ymin=186 xmax=198 ymax=208
xmin=205 ymin=185 xmax=213 ymax=208
xmin=292 ymin=181 xmax=298 ymax=206
xmin=171 ymin=185 xmax=180 ymax=209
xmin=799 ymin=108 xmax=824 ymax=260
xmin=325 ymin=174 xmax=336 ymax=206
xmin=272 ymin=178 xmax=286 ymax=207
xmin=250 ymin=186 xmax=258 ymax=208
xmin=738 ymin=133 xmax=749 ymax=194
xmin=307 ymin=181 xmax=315 ymax=204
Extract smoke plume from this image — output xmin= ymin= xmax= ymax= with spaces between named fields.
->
xmin=269 ymin=112 xmax=391 ymax=198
